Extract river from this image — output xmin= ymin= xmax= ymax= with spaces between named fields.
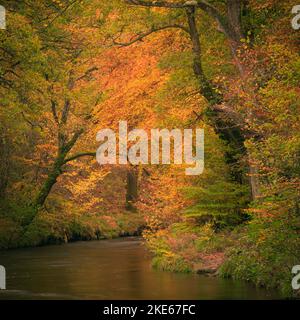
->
xmin=0 ymin=237 xmax=280 ymax=299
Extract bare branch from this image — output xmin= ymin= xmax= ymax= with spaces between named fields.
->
xmin=59 ymin=67 xmax=98 ymax=126
xmin=125 ymin=0 xmax=223 ymax=16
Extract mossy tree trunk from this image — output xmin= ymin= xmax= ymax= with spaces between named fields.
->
xmin=33 ymin=70 xmax=99 ymax=212
xmin=186 ymin=6 xmax=246 ymax=183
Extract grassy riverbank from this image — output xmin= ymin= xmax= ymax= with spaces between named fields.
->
xmin=1 ymin=202 xmax=297 ymax=299
xmin=145 ymin=218 xmax=299 ymax=298
xmin=0 ymin=203 xmax=144 ymax=249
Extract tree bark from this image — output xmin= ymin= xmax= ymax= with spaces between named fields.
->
xmin=126 ymin=167 xmax=138 ymax=212
xmin=186 ymin=4 xmax=260 ymax=198
xmin=249 ymin=158 xmax=260 ymax=200
xmin=186 ymin=7 xmax=222 ymax=106
xmin=186 ymin=7 xmax=245 ymax=183
xmin=34 ymin=153 xmax=66 ymax=209
xmin=0 ymin=131 xmax=10 ymax=199
xmin=225 ymin=0 xmax=262 ymax=199
xmin=34 ymin=137 xmax=95 ymax=210
xmin=34 ymin=125 xmax=91 ymax=210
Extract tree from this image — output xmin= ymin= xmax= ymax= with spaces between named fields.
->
xmin=34 ymin=68 xmax=98 ymax=209
xmin=126 ymin=167 xmax=138 ymax=212
xmin=114 ymin=0 xmax=260 ymax=199
xmin=0 ymin=0 xmax=101 ymax=218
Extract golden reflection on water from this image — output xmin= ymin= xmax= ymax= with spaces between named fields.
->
xmin=0 ymin=238 xmax=279 ymax=300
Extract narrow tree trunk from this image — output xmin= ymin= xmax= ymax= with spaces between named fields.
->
xmin=126 ymin=168 xmax=138 ymax=212
xmin=249 ymin=158 xmax=260 ymax=200
xmin=0 ymin=132 xmax=10 ymax=199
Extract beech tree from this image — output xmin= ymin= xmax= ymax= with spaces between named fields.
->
xmin=114 ymin=0 xmax=260 ymax=199
xmin=34 ymin=67 xmax=98 ymax=210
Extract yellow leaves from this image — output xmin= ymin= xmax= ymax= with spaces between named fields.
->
xmin=257 ymin=233 xmax=266 ymax=245
xmin=52 ymin=0 xmax=63 ymax=7
xmin=69 ymin=169 xmax=111 ymax=195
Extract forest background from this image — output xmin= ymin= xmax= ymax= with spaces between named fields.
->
xmin=0 ymin=0 xmax=300 ymax=297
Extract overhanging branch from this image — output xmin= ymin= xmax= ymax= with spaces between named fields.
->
xmin=64 ymin=152 xmax=96 ymax=164
xmin=125 ymin=0 xmax=194 ymax=8
xmin=125 ymin=1 xmax=237 ymax=42
xmin=113 ymin=24 xmax=190 ymax=47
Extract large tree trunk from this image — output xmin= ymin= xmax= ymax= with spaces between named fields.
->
xmin=33 ymin=125 xmax=85 ymax=210
xmin=34 ymin=153 xmax=66 ymax=209
xmin=186 ymin=7 xmax=245 ymax=183
xmin=226 ymin=0 xmax=261 ymax=199
xmin=186 ymin=5 xmax=260 ymax=198
xmin=186 ymin=7 xmax=222 ymax=106
xmin=26 ymin=69 xmax=96 ymax=225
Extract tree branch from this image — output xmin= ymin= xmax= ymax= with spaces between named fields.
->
xmin=75 ymin=67 xmax=99 ymax=82
xmin=51 ymin=100 xmax=59 ymax=124
xmin=125 ymin=0 xmax=195 ymax=8
xmin=196 ymin=1 xmax=233 ymax=38
xmin=63 ymin=152 xmax=96 ymax=164
xmin=44 ymin=0 xmax=79 ymax=29
xmin=125 ymin=1 xmax=238 ymax=42
xmin=60 ymin=99 xmax=71 ymax=125
xmin=21 ymin=112 xmax=43 ymax=130
xmin=62 ymin=128 xmax=84 ymax=154
xmin=113 ymin=24 xmax=190 ymax=47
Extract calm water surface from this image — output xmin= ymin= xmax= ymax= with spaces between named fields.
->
xmin=0 ymin=238 xmax=280 ymax=299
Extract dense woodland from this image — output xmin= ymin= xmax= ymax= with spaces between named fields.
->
xmin=0 ymin=0 xmax=300 ymax=297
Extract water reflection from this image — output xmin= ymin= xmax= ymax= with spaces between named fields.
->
xmin=0 ymin=238 xmax=279 ymax=300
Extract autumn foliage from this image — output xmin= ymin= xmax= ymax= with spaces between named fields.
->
xmin=0 ymin=0 xmax=300 ymax=297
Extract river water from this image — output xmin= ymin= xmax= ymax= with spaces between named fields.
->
xmin=0 ymin=237 xmax=279 ymax=299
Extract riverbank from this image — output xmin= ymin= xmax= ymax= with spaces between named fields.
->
xmin=145 ymin=222 xmax=299 ymax=298
xmin=0 ymin=238 xmax=280 ymax=299
xmin=0 ymin=210 xmax=145 ymax=250
xmin=0 ymin=208 xmax=295 ymax=299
